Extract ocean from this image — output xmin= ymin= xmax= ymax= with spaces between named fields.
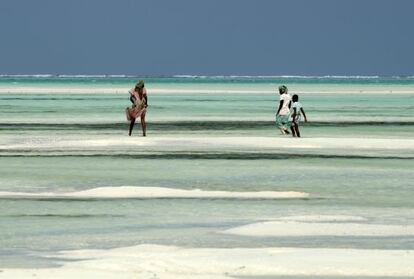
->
xmin=0 ymin=75 xmax=413 ymax=278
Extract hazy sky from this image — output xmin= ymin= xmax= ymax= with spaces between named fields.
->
xmin=0 ymin=0 xmax=413 ymax=75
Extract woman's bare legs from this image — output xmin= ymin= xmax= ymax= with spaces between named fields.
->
xmin=129 ymin=112 xmax=146 ymax=137
xmin=128 ymin=118 xmax=136 ymax=136
xmin=140 ymin=112 xmax=146 ymax=137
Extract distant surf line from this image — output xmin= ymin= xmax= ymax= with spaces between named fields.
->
xmin=2 ymin=74 xmax=414 ymax=79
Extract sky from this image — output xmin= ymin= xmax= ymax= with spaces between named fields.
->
xmin=0 ymin=0 xmax=413 ymax=76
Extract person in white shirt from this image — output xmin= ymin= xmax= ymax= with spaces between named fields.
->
xmin=275 ymin=85 xmax=292 ymax=134
xmin=290 ymin=94 xmax=308 ymax=137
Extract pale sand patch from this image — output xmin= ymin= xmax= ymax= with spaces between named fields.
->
xmin=273 ymin=215 xmax=367 ymax=222
xmin=222 ymin=220 xmax=414 ymax=237
xmin=0 ymin=186 xmax=309 ymax=200
xmin=1 ymin=245 xmax=413 ymax=278
xmin=1 ymin=136 xmax=414 ymax=151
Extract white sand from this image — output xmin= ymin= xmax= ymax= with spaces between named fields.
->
xmin=222 ymin=219 xmax=414 ymax=237
xmin=1 ymin=245 xmax=413 ymax=278
xmin=0 ymin=186 xmax=309 ymax=200
xmin=271 ymin=214 xmax=368 ymax=222
xmin=1 ymin=135 xmax=414 ymax=152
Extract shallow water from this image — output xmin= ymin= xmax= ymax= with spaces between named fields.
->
xmin=0 ymin=76 xmax=413 ymax=277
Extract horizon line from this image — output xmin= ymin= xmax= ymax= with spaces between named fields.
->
xmin=1 ymin=74 xmax=414 ymax=79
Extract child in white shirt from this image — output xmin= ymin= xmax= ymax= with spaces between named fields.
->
xmin=290 ymin=94 xmax=308 ymax=137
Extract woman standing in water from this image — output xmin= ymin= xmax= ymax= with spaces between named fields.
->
xmin=126 ymin=80 xmax=148 ymax=136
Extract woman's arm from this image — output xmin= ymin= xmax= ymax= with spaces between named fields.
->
xmin=142 ymin=88 xmax=148 ymax=107
xmin=130 ymin=95 xmax=136 ymax=104
xmin=143 ymin=95 xmax=148 ymax=107
xmin=129 ymin=89 xmax=136 ymax=104
xmin=276 ymin=100 xmax=283 ymax=115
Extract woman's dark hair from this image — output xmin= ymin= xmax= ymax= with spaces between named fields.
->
xmin=292 ymin=94 xmax=299 ymax=102
xmin=278 ymin=85 xmax=288 ymax=94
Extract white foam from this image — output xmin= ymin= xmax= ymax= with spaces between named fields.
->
xmin=1 ymin=244 xmax=413 ymax=278
xmin=0 ymin=186 xmax=309 ymax=200
xmin=173 ymin=75 xmax=384 ymax=79
xmin=222 ymin=219 xmax=414 ymax=237
xmin=0 ymin=74 xmax=55 ymax=78
xmin=1 ymin=83 xmax=414 ymax=94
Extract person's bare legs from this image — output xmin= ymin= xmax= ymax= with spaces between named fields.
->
xmin=293 ymin=122 xmax=301 ymax=137
xmin=140 ymin=112 xmax=146 ymax=137
xmin=128 ymin=118 xmax=136 ymax=136
xmin=290 ymin=125 xmax=296 ymax=137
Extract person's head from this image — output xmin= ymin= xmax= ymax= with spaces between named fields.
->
xmin=135 ymin=80 xmax=145 ymax=90
xmin=292 ymin=94 xmax=299 ymax=102
xmin=278 ymin=85 xmax=288 ymax=94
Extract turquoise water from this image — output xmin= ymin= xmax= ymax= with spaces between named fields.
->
xmin=0 ymin=76 xmax=413 ymax=269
